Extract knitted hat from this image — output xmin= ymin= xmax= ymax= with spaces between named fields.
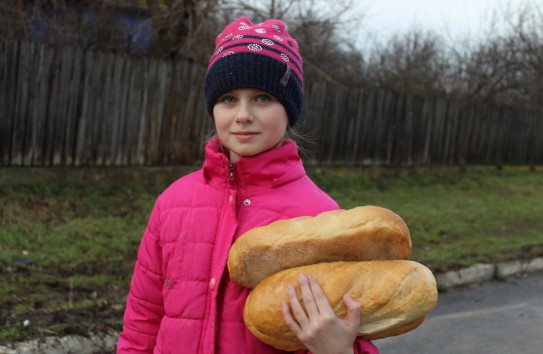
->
xmin=204 ymin=16 xmax=304 ymax=126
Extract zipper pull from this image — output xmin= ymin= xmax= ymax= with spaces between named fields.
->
xmin=229 ymin=163 xmax=235 ymax=180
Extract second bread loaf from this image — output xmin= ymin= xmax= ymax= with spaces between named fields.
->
xmin=244 ymin=260 xmax=438 ymax=351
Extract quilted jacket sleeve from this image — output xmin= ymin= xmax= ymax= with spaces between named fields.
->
xmin=352 ymin=338 xmax=379 ymax=354
xmin=117 ymin=199 xmax=165 ymax=353
xmin=293 ymin=337 xmax=379 ymax=354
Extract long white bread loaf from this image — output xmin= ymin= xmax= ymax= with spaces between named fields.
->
xmin=228 ymin=206 xmax=412 ymax=288
xmin=243 ymin=260 xmax=438 ymax=351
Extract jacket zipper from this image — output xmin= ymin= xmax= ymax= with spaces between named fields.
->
xmin=229 ymin=163 xmax=235 ymax=181
xmin=199 ymin=162 xmax=236 ymax=352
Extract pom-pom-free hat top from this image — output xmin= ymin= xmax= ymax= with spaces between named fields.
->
xmin=204 ymin=17 xmax=304 ymax=126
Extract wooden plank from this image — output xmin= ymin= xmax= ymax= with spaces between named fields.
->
xmin=388 ymin=92 xmax=405 ymax=165
xmin=433 ymin=97 xmax=447 ymax=164
xmin=535 ymin=115 xmax=543 ymax=164
xmin=364 ymin=89 xmax=378 ymax=164
xmin=99 ymin=52 xmax=115 ymax=165
xmin=370 ymin=90 xmax=383 ymax=165
xmin=403 ymin=93 xmax=414 ymax=166
xmin=158 ymin=60 xmax=173 ymax=164
xmin=22 ymin=42 xmax=38 ymax=166
xmin=158 ymin=60 xmax=174 ymax=164
xmin=421 ymin=96 xmax=434 ymax=164
xmin=64 ymin=46 xmax=83 ymax=166
xmin=108 ymin=54 xmax=124 ymax=165
xmin=11 ymin=41 xmax=31 ymax=165
xmin=344 ymin=89 xmax=359 ymax=164
xmin=174 ymin=61 xmax=193 ymax=162
xmin=326 ymin=82 xmax=344 ymax=163
xmin=125 ymin=57 xmax=144 ymax=165
xmin=43 ymin=46 xmax=59 ymax=165
xmin=0 ymin=40 xmax=12 ymax=165
xmin=75 ymin=49 xmax=93 ymax=166
xmin=145 ymin=57 xmax=160 ymax=164
xmin=410 ymin=95 xmax=426 ymax=165
xmin=136 ymin=57 xmax=150 ymax=165
xmin=56 ymin=46 xmax=74 ymax=165
xmin=529 ymin=113 xmax=540 ymax=164
xmin=351 ymin=89 xmax=365 ymax=164
xmin=460 ymin=102 xmax=475 ymax=165
xmin=89 ymin=50 xmax=106 ymax=165
xmin=470 ymin=103 xmax=484 ymax=163
xmin=30 ymin=44 xmax=53 ymax=165
xmin=116 ymin=55 xmax=130 ymax=165
xmin=447 ymin=98 xmax=461 ymax=164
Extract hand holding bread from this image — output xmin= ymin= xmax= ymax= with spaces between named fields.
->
xmin=227 ymin=206 xmax=438 ymax=351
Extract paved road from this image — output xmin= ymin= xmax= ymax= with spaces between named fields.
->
xmin=374 ymin=271 xmax=543 ymax=354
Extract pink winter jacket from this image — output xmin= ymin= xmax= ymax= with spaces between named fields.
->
xmin=117 ymin=138 xmax=379 ymax=354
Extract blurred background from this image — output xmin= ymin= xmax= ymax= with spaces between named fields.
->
xmin=1 ymin=0 xmax=542 ymax=166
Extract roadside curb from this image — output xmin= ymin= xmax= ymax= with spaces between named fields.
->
xmin=2 ymin=257 xmax=543 ymax=354
xmin=436 ymin=257 xmax=543 ymax=291
xmin=0 ymin=332 xmax=118 ymax=354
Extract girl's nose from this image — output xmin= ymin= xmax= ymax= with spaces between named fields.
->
xmin=235 ymin=101 xmax=254 ymax=123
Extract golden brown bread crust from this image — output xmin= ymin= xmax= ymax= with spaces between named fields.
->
xmin=243 ymin=260 xmax=438 ymax=351
xmin=228 ymin=206 xmax=412 ymax=288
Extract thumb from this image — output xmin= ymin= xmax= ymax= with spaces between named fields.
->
xmin=342 ymin=294 xmax=361 ymax=326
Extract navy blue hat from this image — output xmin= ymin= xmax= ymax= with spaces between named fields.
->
xmin=204 ymin=17 xmax=304 ymax=126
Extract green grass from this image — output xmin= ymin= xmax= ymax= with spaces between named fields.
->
xmin=0 ymin=174 xmax=167 ymax=344
xmin=1 ymin=165 xmax=543 ymax=344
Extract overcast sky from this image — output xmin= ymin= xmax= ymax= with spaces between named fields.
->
xmin=353 ymin=0 xmax=536 ymax=50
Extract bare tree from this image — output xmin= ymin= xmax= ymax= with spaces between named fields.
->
xmin=0 ymin=0 xmax=26 ymax=40
xmin=501 ymin=2 xmax=543 ymax=109
xmin=219 ymin=0 xmax=297 ymax=19
xmin=146 ymin=0 xmax=220 ymax=60
xmin=364 ymin=28 xmax=450 ymax=95
xmin=0 ymin=1 xmax=140 ymax=52
xmin=448 ymin=1 xmax=543 ymax=108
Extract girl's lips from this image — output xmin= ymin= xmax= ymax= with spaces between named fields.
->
xmin=233 ymin=132 xmax=259 ymax=142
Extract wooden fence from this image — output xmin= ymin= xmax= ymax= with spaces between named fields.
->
xmin=303 ymin=84 xmax=543 ymax=166
xmin=1 ymin=40 xmax=542 ymax=167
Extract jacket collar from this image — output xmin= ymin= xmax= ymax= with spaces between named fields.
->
xmin=203 ymin=138 xmax=306 ymax=193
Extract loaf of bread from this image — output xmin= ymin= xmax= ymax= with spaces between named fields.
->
xmin=243 ymin=260 xmax=438 ymax=351
xmin=228 ymin=206 xmax=412 ymax=288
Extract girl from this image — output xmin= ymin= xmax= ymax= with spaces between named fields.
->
xmin=117 ymin=16 xmax=379 ymax=354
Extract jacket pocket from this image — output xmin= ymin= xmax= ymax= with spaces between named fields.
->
xmin=163 ymin=229 xmax=187 ymax=286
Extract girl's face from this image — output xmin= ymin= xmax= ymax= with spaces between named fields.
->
xmin=213 ymin=88 xmax=289 ymax=162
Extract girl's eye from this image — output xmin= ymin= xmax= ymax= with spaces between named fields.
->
xmin=221 ymin=96 xmax=237 ymax=104
xmin=255 ymin=95 xmax=271 ymax=103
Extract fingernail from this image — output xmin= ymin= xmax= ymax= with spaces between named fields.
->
xmin=344 ymin=294 xmax=358 ymax=306
xmin=287 ymin=284 xmax=295 ymax=293
xmin=298 ymin=273 xmax=306 ymax=281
